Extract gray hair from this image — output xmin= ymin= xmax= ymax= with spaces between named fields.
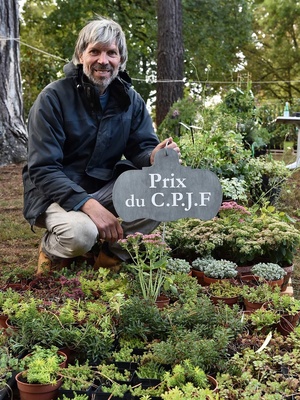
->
xmin=72 ymin=16 xmax=127 ymax=71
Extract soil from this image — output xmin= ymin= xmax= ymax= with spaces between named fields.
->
xmin=0 ymin=163 xmax=43 ymax=276
xmin=1 ymin=162 xmax=300 ymax=297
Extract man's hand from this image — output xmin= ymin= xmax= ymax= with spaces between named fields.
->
xmin=81 ymin=198 xmax=123 ymax=242
xmin=150 ymin=136 xmax=181 ymax=165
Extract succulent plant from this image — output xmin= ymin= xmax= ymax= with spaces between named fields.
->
xmin=251 ymin=262 xmax=287 ymax=281
xmin=203 ymin=259 xmax=238 ymax=279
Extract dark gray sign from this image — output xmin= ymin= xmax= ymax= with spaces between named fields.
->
xmin=113 ymin=148 xmax=223 ymax=222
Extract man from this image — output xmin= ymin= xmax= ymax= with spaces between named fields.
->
xmin=22 ymin=16 xmax=180 ymax=274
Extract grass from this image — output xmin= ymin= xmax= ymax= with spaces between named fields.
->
xmin=1 ymin=161 xmax=300 ymax=296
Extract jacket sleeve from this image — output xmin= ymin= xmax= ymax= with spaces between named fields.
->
xmin=27 ymin=88 xmax=89 ymax=211
xmin=124 ymin=91 xmax=160 ymax=168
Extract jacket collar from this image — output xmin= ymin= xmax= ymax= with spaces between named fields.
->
xmin=64 ymin=62 xmax=132 ymax=112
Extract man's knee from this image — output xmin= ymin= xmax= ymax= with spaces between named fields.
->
xmin=67 ymin=222 xmax=98 ymax=256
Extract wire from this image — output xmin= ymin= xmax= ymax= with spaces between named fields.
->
xmin=2 ymin=35 xmax=300 ymax=86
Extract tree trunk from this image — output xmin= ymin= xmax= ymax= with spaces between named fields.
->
xmin=156 ymin=0 xmax=184 ymax=128
xmin=0 ymin=0 xmax=27 ymax=166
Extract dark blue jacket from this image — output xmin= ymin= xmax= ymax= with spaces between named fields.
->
xmin=23 ymin=62 xmax=159 ymax=226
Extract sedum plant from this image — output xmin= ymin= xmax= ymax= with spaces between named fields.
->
xmin=241 ymin=283 xmax=280 ymax=304
xmin=119 ymin=233 xmax=171 ymax=302
xmin=19 ymin=345 xmax=64 ymax=384
xmin=60 ymin=361 xmax=95 ymax=391
xmin=208 ymin=280 xmax=242 ymax=298
xmin=250 ymin=262 xmax=287 ymax=281
xmin=203 ymin=259 xmax=238 ymax=279
xmin=191 ymin=256 xmax=215 ymax=272
xmin=166 ymin=258 xmax=191 ymax=274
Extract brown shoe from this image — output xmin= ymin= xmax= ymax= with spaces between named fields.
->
xmin=93 ymin=250 xmax=122 ymax=272
xmin=37 ymin=243 xmax=74 ymax=275
xmin=37 ymin=243 xmax=52 ymax=275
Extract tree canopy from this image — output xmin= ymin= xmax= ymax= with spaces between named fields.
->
xmin=243 ymin=0 xmax=300 ymax=102
xmin=19 ymin=0 xmax=300 ymax=124
xmin=20 ymin=0 xmax=253 ymax=121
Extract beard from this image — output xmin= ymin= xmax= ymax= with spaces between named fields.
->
xmin=83 ymin=64 xmax=119 ymax=93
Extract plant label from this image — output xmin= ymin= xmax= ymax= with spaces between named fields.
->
xmin=112 ymin=148 xmax=222 ymax=222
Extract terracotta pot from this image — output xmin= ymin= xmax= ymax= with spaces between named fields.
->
xmin=236 ymin=265 xmax=254 ymax=277
xmin=276 ymin=320 xmax=294 ymax=336
xmin=5 ymin=319 xmax=19 ymax=335
xmin=210 ymin=295 xmax=239 ymax=307
xmin=207 ymin=375 xmax=218 ymax=393
xmin=280 ymin=312 xmax=300 ymax=328
xmin=155 ymin=295 xmax=170 ymax=309
xmin=243 ymin=298 xmax=265 ymax=313
xmin=16 ymin=372 xmax=63 ymax=400
xmin=203 ymin=275 xmax=232 ymax=286
xmin=266 ymin=278 xmax=284 ymax=289
xmin=191 ymin=269 xmax=205 ymax=285
xmin=239 ymin=275 xmax=260 ymax=287
xmin=0 ymin=314 xmax=8 ymax=329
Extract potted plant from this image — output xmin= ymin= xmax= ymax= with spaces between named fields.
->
xmin=242 ymin=283 xmax=279 ymax=312
xmin=119 ymin=233 xmax=170 ymax=303
xmin=247 ymin=308 xmax=280 ymax=334
xmin=207 ymin=279 xmax=242 ymax=307
xmin=250 ymin=262 xmax=287 ymax=288
xmin=162 ymin=271 xmax=202 ymax=304
xmin=166 ymin=258 xmax=191 ymax=275
xmin=202 ymin=258 xmax=238 ymax=285
xmin=0 ymin=288 xmax=24 ymax=329
xmin=58 ymin=361 xmax=95 ymax=399
xmin=16 ymin=345 xmax=65 ymax=400
xmin=267 ymin=293 xmax=300 ymax=334
xmin=191 ymin=256 xmax=215 ymax=285
xmin=164 ymin=202 xmax=300 ymax=268
xmin=116 ymin=296 xmax=171 ymax=342
xmin=161 ymin=359 xmax=218 ymax=398
xmin=0 ymin=346 xmax=20 ymax=398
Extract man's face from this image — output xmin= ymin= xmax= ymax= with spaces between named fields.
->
xmin=80 ymin=41 xmax=121 ymax=94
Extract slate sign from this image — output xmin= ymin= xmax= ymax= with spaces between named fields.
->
xmin=112 ymin=148 xmax=223 ymax=222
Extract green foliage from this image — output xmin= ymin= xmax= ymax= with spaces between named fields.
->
xmin=151 ymin=324 xmax=231 ymax=372
xmin=0 ymin=347 xmax=20 ymax=389
xmin=163 ymin=360 xmax=208 ymax=389
xmin=166 ymin=258 xmax=191 ymax=274
xmin=208 ymin=280 xmax=242 ymax=298
xmin=117 ymin=296 xmax=170 ymax=342
xmin=248 ymin=308 xmax=280 ymax=332
xmin=203 ymin=259 xmax=238 ymax=279
xmin=163 ymin=272 xmax=201 ymax=304
xmin=96 ymin=363 xmax=132 ymax=383
xmin=61 ymin=395 xmax=89 ymax=400
xmin=61 ymin=361 xmax=94 ymax=390
xmin=119 ymin=233 xmax=170 ymax=302
xmin=241 ymin=283 xmax=280 ymax=304
xmin=158 ymin=91 xmax=291 ymax=206
xmin=165 ymin=202 xmax=300 ymax=266
xmin=136 ymin=356 xmax=166 ymax=380
xmin=251 ymin=262 xmax=287 ymax=281
xmin=19 ymin=345 xmax=63 ymax=384
xmin=244 ymin=0 xmax=300 ymax=102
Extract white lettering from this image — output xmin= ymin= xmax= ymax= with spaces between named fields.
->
xmin=149 ymin=173 xmax=161 ymax=188
xmin=151 ymin=193 xmax=164 ymax=207
xmin=199 ymin=192 xmax=211 ymax=206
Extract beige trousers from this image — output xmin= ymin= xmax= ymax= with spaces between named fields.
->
xmin=37 ymin=180 xmax=160 ymax=260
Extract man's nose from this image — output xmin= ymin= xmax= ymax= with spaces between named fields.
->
xmin=97 ymin=52 xmax=108 ymax=64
